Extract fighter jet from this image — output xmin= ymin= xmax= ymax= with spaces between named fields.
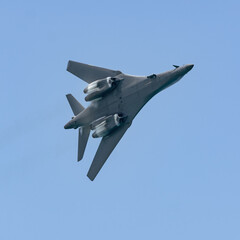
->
xmin=64 ymin=61 xmax=194 ymax=180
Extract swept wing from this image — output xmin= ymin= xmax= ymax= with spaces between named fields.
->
xmin=87 ymin=123 xmax=131 ymax=181
xmin=67 ymin=60 xmax=122 ymax=83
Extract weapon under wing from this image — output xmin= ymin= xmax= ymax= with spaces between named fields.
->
xmin=67 ymin=60 xmax=122 ymax=83
xmin=87 ymin=123 xmax=131 ymax=181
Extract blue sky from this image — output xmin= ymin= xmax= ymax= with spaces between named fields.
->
xmin=1 ymin=0 xmax=240 ymax=239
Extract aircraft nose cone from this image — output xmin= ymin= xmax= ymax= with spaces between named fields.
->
xmin=186 ymin=64 xmax=194 ymax=71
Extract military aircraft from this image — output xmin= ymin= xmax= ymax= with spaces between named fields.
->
xmin=64 ymin=61 xmax=194 ymax=181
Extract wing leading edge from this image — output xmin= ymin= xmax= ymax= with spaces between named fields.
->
xmin=87 ymin=123 xmax=131 ymax=181
xmin=67 ymin=60 xmax=122 ymax=83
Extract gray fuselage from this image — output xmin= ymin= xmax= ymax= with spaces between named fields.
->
xmin=64 ymin=64 xmax=193 ymax=129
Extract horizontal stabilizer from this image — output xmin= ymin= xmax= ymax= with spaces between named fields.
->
xmin=78 ymin=127 xmax=90 ymax=161
xmin=66 ymin=94 xmax=84 ymax=116
xmin=67 ymin=60 xmax=122 ymax=84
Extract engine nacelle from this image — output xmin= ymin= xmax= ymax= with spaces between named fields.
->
xmin=91 ymin=114 xmax=127 ymax=138
xmin=83 ymin=77 xmax=123 ymax=102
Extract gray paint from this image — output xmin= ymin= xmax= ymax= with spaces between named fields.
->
xmin=64 ymin=61 xmax=194 ymax=180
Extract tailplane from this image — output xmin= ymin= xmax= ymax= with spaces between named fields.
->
xmin=78 ymin=126 xmax=90 ymax=161
xmin=65 ymin=94 xmax=90 ymax=161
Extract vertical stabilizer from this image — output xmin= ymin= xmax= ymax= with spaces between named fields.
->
xmin=66 ymin=94 xmax=84 ymax=116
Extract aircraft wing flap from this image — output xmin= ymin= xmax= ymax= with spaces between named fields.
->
xmin=87 ymin=123 xmax=130 ymax=181
xmin=67 ymin=61 xmax=122 ymax=83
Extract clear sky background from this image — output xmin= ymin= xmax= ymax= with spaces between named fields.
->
xmin=1 ymin=0 xmax=240 ymax=239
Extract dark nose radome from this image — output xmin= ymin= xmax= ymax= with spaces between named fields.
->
xmin=186 ymin=64 xmax=194 ymax=71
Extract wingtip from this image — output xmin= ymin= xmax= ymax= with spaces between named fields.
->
xmin=66 ymin=60 xmax=73 ymax=72
xmin=87 ymin=173 xmax=95 ymax=181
